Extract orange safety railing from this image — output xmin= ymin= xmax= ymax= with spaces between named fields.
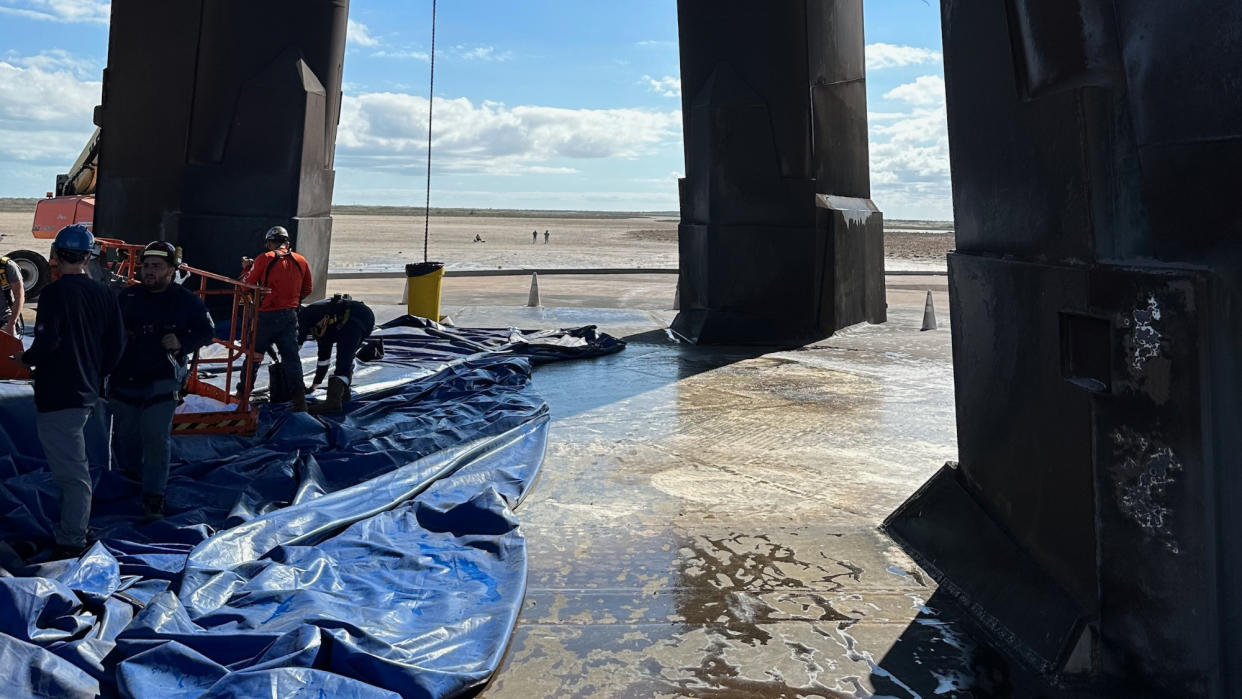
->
xmin=2 ymin=239 xmax=275 ymax=435
xmin=95 ymin=239 xmax=270 ymax=436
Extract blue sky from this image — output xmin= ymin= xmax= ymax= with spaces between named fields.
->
xmin=0 ymin=0 xmax=950 ymax=219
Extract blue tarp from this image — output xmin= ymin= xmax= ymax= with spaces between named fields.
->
xmin=0 ymin=317 xmax=623 ymax=698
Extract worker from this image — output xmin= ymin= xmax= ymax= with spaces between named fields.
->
xmin=532 ymin=229 xmax=538 ymax=243
xmin=297 ymin=293 xmax=375 ymax=413
xmin=13 ymin=225 xmax=124 ymax=556
xmin=0 ymin=253 xmax=23 ymax=337
xmin=543 ymin=230 xmax=549 ymax=244
xmin=241 ymin=226 xmax=312 ymax=412
xmin=109 ymin=242 xmax=214 ymax=519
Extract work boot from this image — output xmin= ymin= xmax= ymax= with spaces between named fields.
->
xmin=289 ymin=389 xmax=308 ymax=413
xmin=309 ymin=376 xmax=347 ymax=414
xmin=142 ymin=493 xmax=165 ymax=521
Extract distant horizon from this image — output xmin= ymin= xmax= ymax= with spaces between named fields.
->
xmin=0 ymin=197 xmax=952 ymax=224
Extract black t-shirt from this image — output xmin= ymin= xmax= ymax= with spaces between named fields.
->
xmin=22 ymin=274 xmax=126 ymax=412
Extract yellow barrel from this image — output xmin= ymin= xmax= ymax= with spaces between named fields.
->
xmin=405 ymin=261 xmax=444 ymax=320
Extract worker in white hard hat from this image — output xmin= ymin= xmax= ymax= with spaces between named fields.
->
xmin=109 ymin=241 xmax=214 ymax=520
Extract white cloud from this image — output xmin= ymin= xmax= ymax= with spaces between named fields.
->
xmin=337 ymin=92 xmax=681 ymax=176
xmin=636 ymin=40 xmax=677 ymax=48
xmin=0 ymin=54 xmax=99 ymax=190
xmin=521 ymin=165 xmax=579 ymax=175
xmin=455 ymin=45 xmax=511 ymax=62
xmin=3 ymin=49 xmax=101 ymax=80
xmin=347 ymin=19 xmax=380 ymax=48
xmin=372 ymin=49 xmax=430 ymax=62
xmin=865 ymin=43 xmax=941 ymax=71
xmin=0 ymin=0 xmax=109 ymax=24
xmin=869 ymin=76 xmax=952 ymax=219
xmin=631 ymin=171 xmax=684 ymax=184
xmin=642 ymin=75 xmax=681 ymax=98
xmin=883 ymin=75 xmax=945 ymax=107
xmin=0 ymin=129 xmax=93 ymax=165
xmin=334 ymin=185 xmax=680 ymax=210
xmin=371 ymin=45 xmax=511 ymax=63
xmin=0 ymin=59 xmax=99 ymax=130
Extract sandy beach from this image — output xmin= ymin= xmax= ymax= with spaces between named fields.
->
xmin=0 ymin=209 xmax=953 ymax=274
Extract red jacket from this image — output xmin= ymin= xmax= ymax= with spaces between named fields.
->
xmin=243 ymin=249 xmax=312 ymax=311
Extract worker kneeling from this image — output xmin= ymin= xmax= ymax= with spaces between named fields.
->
xmin=298 ymin=293 xmax=374 ymax=414
xmin=109 ymin=242 xmax=213 ymax=519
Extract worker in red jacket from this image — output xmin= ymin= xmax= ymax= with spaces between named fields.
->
xmin=241 ymin=226 xmax=312 ymax=412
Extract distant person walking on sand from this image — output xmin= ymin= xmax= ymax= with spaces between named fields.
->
xmin=532 ymin=229 xmax=538 ymax=243
xmin=544 ymin=230 xmax=549 ymax=244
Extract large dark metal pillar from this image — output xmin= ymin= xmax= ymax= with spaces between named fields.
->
xmin=94 ymin=0 xmax=347 ymax=302
xmin=672 ymin=0 xmax=885 ymax=346
xmin=884 ymin=1 xmax=1242 ymax=695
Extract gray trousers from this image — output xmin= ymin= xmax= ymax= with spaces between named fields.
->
xmin=36 ymin=407 xmax=93 ymax=547
xmin=110 ymin=382 xmax=178 ymax=497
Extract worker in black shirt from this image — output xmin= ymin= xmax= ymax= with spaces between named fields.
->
xmin=110 ymin=242 xmax=214 ymax=519
xmin=13 ymin=225 xmax=125 ymax=556
xmin=297 ymin=294 xmax=375 ymax=413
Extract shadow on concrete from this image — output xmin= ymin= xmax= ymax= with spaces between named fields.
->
xmin=869 ymin=589 xmax=1020 ymax=698
xmin=868 ymin=588 xmax=1138 ymax=698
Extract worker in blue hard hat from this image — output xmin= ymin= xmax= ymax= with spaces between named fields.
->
xmin=12 ymin=224 xmax=125 ymax=557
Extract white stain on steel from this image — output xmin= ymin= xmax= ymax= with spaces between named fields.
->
xmin=1129 ymin=294 xmax=1162 ymax=372
xmin=1108 ymin=426 xmax=1183 ymax=553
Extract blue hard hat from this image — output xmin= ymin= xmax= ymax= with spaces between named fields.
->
xmin=53 ymin=224 xmax=95 ymax=253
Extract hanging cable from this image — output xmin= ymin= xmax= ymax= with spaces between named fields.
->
xmin=422 ymin=0 xmax=437 ymax=263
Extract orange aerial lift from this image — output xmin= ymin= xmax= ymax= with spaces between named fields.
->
xmin=4 ymin=129 xmax=100 ymax=300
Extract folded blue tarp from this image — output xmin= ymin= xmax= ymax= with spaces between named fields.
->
xmin=0 ymin=318 xmax=623 ymax=698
